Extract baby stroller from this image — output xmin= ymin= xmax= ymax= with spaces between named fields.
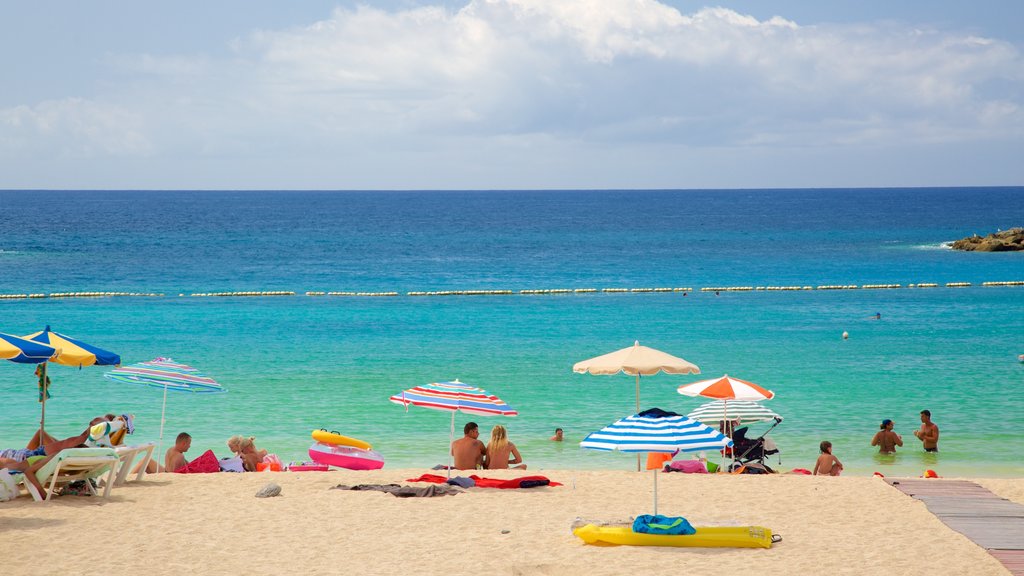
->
xmin=727 ymin=417 xmax=782 ymax=474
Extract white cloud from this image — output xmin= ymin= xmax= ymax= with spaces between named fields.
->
xmin=1 ymin=0 xmax=1021 ymax=188
xmin=0 ymin=98 xmax=151 ymax=158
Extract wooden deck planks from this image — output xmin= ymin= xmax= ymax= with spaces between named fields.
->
xmin=886 ymin=478 xmax=1024 ymax=574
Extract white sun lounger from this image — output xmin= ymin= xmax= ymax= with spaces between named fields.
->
xmin=113 ymin=442 xmax=156 ymax=485
xmin=20 ymin=447 xmax=120 ymax=502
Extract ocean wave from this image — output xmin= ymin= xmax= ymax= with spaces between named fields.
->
xmin=912 ymin=242 xmax=954 ymax=250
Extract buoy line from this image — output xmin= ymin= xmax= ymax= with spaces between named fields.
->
xmin=0 ymin=281 xmax=1020 ymax=301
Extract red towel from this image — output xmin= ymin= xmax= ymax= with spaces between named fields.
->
xmin=406 ymin=473 xmax=561 ymax=488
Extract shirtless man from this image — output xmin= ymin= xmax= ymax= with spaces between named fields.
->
xmin=913 ymin=410 xmax=940 ymax=452
xmin=550 ymin=428 xmax=563 ymax=442
xmin=871 ymin=419 xmax=903 ymax=454
xmin=165 ymin=432 xmax=191 ymax=472
xmin=451 ymin=422 xmax=485 ymax=470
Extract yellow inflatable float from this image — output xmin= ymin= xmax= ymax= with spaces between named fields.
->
xmin=311 ymin=429 xmax=372 ymax=450
xmin=573 ymin=524 xmax=779 ymax=548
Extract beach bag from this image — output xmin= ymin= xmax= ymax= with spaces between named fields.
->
xmin=632 ymin=515 xmax=696 ymax=536
xmin=219 ymin=456 xmax=245 ymax=473
xmin=0 ymin=470 xmax=18 ymax=502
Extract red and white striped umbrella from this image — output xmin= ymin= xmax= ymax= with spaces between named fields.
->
xmin=677 ymin=374 xmax=774 ymax=401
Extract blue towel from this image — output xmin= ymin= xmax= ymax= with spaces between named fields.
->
xmin=446 ymin=476 xmax=476 ymax=488
xmin=632 ymin=514 xmax=696 ymax=535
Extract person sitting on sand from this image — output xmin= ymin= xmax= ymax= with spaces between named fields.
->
xmin=227 ymin=435 xmax=266 ymax=472
xmin=871 ymin=419 xmax=903 ymax=454
xmin=550 ymin=428 xmax=563 ymax=442
xmin=165 ymin=432 xmax=192 ymax=472
xmin=451 ymin=422 xmax=486 ymax=470
xmin=813 ymin=441 xmax=843 ymax=476
xmin=484 ymin=425 xmax=526 ymax=470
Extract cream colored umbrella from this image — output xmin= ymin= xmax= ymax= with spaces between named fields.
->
xmin=573 ymin=341 xmax=700 ymax=471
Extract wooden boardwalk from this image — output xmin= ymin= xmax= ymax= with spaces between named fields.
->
xmin=886 ymin=478 xmax=1024 ymax=575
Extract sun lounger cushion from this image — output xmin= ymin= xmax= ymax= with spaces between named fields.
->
xmin=176 ymin=449 xmax=221 ymax=474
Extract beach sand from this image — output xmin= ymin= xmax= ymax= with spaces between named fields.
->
xmin=2 ymin=469 xmax=1019 ymax=576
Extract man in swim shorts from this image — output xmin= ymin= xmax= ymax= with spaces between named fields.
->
xmin=913 ymin=410 xmax=940 ymax=452
xmin=451 ymin=422 xmax=485 ymax=470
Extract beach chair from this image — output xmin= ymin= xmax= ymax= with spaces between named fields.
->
xmin=19 ymin=448 xmax=120 ymax=502
xmin=113 ymin=442 xmax=155 ymax=485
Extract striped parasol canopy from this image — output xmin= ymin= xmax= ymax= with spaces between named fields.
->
xmin=686 ymin=400 xmax=782 ymax=426
xmin=580 ymin=409 xmax=732 ymax=454
xmin=105 ymin=358 xmax=226 ymax=463
xmin=676 ymin=374 xmax=775 ymax=401
xmin=105 ymin=357 xmax=226 ymax=394
xmin=390 ymin=379 xmax=516 ymax=477
xmin=24 ymin=325 xmax=120 ymax=368
xmin=389 ymin=379 xmax=517 ymax=417
xmin=581 ymin=408 xmax=732 ymax=515
xmin=0 ymin=332 xmax=57 ymax=364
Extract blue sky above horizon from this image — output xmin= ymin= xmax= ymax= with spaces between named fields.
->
xmin=1 ymin=0 xmax=1022 ymax=190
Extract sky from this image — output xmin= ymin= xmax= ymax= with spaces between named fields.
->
xmin=1 ymin=0 xmax=1022 ymax=190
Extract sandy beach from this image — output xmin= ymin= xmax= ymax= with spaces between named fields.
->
xmin=2 ymin=469 xmax=1020 ymax=576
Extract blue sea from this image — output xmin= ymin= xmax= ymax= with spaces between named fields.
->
xmin=1 ymin=188 xmax=1022 ymax=476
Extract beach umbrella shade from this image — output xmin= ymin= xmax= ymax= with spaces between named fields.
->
xmin=0 ymin=332 xmax=57 ymax=364
xmin=389 ymin=379 xmax=517 ymax=477
xmin=686 ymin=400 xmax=782 ymax=427
xmin=677 ymin=375 xmax=775 ymax=461
xmin=104 ymin=357 xmax=226 ymax=461
xmin=580 ymin=408 xmax=732 ymax=515
xmin=574 ymin=341 xmax=700 ymax=470
xmin=22 ymin=325 xmax=120 ymax=438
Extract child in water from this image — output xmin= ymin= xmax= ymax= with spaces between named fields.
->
xmin=813 ymin=441 xmax=843 ymax=476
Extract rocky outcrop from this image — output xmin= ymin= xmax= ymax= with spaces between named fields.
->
xmin=951 ymin=228 xmax=1024 ymax=252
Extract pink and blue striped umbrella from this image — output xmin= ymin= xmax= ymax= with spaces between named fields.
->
xmin=104 ymin=358 xmax=226 ymax=459
xmin=389 ymin=379 xmax=517 ymax=417
xmin=389 ymin=379 xmax=516 ymax=476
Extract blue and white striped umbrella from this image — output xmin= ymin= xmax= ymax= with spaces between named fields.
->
xmin=581 ymin=409 xmax=733 ymax=453
xmin=581 ymin=408 xmax=732 ymax=515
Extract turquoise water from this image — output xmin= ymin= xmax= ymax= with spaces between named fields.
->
xmin=0 ymin=189 xmax=1022 ymax=476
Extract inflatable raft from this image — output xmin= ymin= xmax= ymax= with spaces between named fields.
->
xmin=573 ymin=524 xmax=779 ymax=548
xmin=312 ymin=429 xmax=372 ymax=450
xmin=308 ymin=442 xmax=385 ymax=470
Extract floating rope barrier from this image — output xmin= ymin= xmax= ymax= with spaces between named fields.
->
xmin=1 ymin=281 xmax=1020 ymax=301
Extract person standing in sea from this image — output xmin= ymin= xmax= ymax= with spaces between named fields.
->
xmin=914 ymin=410 xmax=940 ymax=452
xmin=871 ymin=419 xmax=903 ymax=454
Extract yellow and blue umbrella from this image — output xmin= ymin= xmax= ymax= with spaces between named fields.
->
xmin=105 ymin=357 xmax=226 ymax=459
xmin=0 ymin=332 xmax=56 ymax=364
xmin=22 ymin=325 xmax=120 ymax=437
xmin=24 ymin=325 xmax=120 ymax=368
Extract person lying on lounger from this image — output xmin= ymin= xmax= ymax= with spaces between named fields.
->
xmin=0 ymin=417 xmax=114 ymax=497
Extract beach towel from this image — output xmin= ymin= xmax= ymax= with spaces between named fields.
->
xmin=331 ymin=483 xmax=463 ymax=497
xmin=447 ymin=476 xmax=476 ymax=488
xmin=667 ymin=460 xmax=708 ymax=474
xmin=176 ymin=450 xmax=221 ymax=474
xmin=632 ymin=514 xmax=696 ymax=536
xmin=406 ymin=474 xmax=562 ymax=488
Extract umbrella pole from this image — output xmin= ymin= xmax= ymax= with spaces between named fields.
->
xmin=721 ymin=400 xmax=729 ymax=473
xmin=38 ymin=362 xmax=48 ymax=440
xmin=157 ymin=383 xmax=168 ymax=471
xmin=653 ymin=467 xmax=658 ymax=516
xmin=447 ymin=411 xmax=455 ymax=480
xmin=635 ymin=374 xmax=641 ymax=472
